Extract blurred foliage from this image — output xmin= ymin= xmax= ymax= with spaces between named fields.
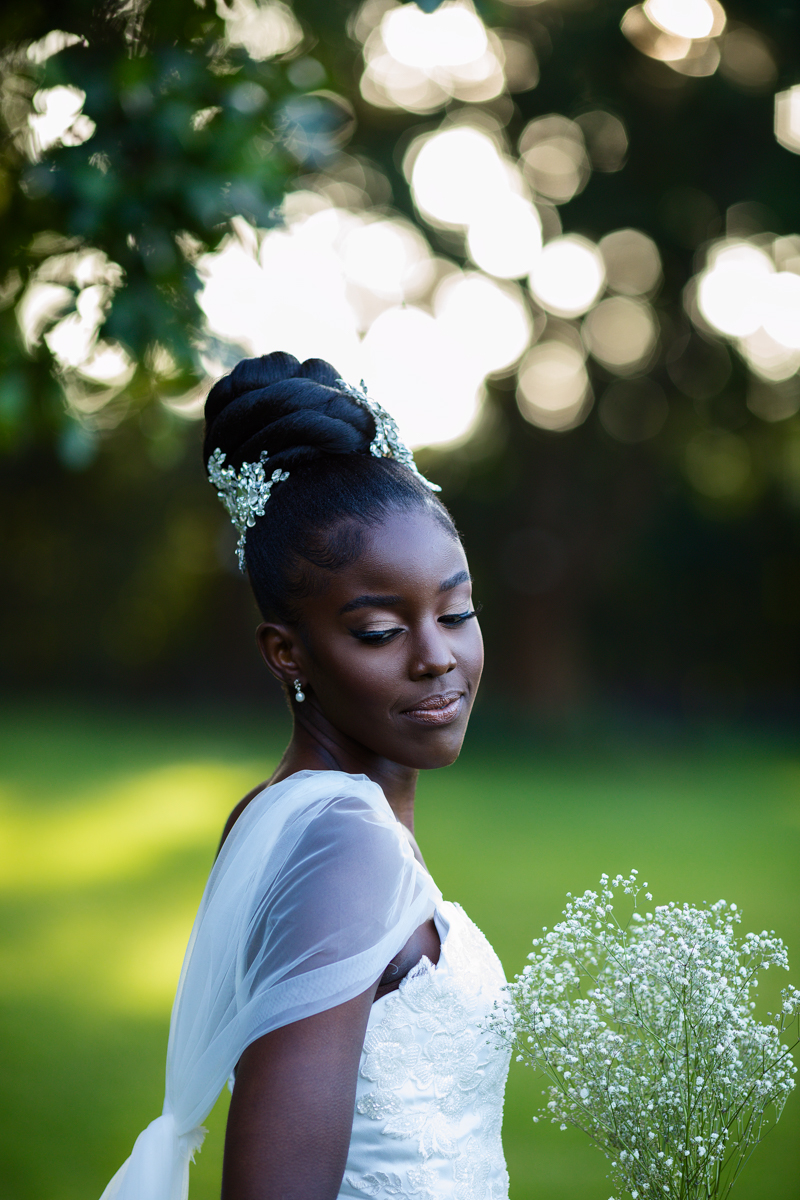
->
xmin=2 ymin=0 xmax=800 ymax=712
xmin=0 ymin=0 xmax=326 ymax=450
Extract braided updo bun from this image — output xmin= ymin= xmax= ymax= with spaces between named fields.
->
xmin=203 ymin=352 xmax=458 ymax=623
xmin=203 ymin=352 xmax=375 ymax=472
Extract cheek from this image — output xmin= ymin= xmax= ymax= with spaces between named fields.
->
xmin=464 ymin=624 xmax=485 ymax=684
xmin=317 ymin=643 xmax=398 ymax=704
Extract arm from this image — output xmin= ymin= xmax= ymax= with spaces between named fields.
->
xmin=221 ymin=981 xmax=379 ymax=1200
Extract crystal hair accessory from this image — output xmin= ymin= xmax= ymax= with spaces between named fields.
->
xmin=206 ymin=447 xmax=290 ymax=572
xmin=335 ymin=377 xmax=441 ymax=492
xmin=207 ymin=376 xmax=438 ymax=571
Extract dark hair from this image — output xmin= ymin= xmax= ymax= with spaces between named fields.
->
xmin=203 ymin=352 xmax=459 ymax=623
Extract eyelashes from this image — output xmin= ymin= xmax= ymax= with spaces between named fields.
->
xmin=351 ymin=629 xmax=400 ymax=645
xmin=439 ymin=609 xmax=479 ymax=627
xmin=350 ymin=609 xmax=479 ymax=646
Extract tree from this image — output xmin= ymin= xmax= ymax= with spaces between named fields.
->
xmin=3 ymin=0 xmax=800 ymax=712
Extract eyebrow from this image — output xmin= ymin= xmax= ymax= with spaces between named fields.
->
xmin=440 ymin=569 xmax=472 ymax=593
xmin=338 ymin=571 xmax=472 ymax=615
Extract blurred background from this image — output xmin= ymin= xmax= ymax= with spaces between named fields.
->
xmin=0 ymin=1 xmax=798 ymax=1198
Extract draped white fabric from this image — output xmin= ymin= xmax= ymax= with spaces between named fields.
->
xmin=100 ymin=770 xmax=441 ymax=1200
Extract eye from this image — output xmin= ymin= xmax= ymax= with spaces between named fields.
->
xmin=439 ymin=608 xmax=479 ymax=627
xmin=350 ymin=627 xmax=403 ymax=645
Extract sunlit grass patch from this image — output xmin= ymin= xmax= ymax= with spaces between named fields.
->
xmin=0 ymin=760 xmax=268 ymax=1014
xmin=0 ymin=762 xmax=258 ymax=893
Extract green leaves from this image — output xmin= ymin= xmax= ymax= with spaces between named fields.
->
xmin=0 ymin=1 xmax=306 ymax=447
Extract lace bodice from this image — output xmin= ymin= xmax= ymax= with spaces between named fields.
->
xmin=339 ymin=900 xmax=511 ymax=1200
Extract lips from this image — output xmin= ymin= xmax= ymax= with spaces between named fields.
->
xmin=401 ymin=690 xmax=464 ymax=726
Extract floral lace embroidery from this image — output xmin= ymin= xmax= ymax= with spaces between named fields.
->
xmin=345 ymin=904 xmax=510 ymax=1200
xmin=345 ymin=1165 xmax=438 ymax=1198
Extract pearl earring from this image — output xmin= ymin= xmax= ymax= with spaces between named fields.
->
xmin=293 ymin=678 xmax=305 ymax=703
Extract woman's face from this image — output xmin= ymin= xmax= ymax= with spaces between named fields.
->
xmin=284 ymin=507 xmax=483 ymax=771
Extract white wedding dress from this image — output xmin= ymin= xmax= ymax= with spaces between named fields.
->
xmin=341 ymin=901 xmax=510 ymax=1200
xmin=98 ymin=770 xmax=510 ymax=1200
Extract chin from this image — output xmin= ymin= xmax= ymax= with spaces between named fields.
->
xmin=398 ymin=727 xmax=468 ymax=771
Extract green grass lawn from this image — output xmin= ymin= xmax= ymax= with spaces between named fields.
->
xmin=0 ymin=701 xmax=798 ymax=1200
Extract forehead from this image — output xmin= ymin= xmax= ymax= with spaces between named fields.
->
xmin=323 ymin=508 xmax=467 ymax=605
xmin=357 ymin=507 xmax=464 ymax=574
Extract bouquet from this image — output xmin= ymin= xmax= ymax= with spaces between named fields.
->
xmin=493 ymin=871 xmax=799 ymax=1200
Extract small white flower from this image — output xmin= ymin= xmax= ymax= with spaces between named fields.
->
xmin=500 ymin=872 xmax=798 ymax=1200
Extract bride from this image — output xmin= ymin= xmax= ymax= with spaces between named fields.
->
xmin=100 ymin=352 xmax=511 ymax=1200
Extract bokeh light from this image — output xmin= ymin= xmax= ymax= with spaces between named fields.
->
xmin=738 ymin=329 xmax=800 ymax=383
xmin=196 ymin=191 xmax=536 ymax=448
xmin=516 ymin=338 xmax=592 ymax=431
xmin=494 ymin=31 xmax=539 ymax=94
xmin=361 ymin=305 xmax=483 ymax=447
xmin=690 ymin=232 xmax=800 ymax=389
xmin=746 ymin=378 xmax=800 ymax=423
xmin=718 ymin=26 xmax=776 ymax=91
xmin=340 ymin=217 xmax=434 ymax=304
xmin=670 ymin=39 xmax=721 ymax=78
xmin=434 ymin=272 xmax=532 ymax=376
xmin=622 ymin=0 xmax=726 ymax=76
xmin=15 ymin=247 xmax=132 ymax=421
xmin=407 ymin=125 xmax=519 ymax=229
xmin=382 ymin=1 xmax=487 ymax=68
xmin=528 ymin=236 xmax=606 ymax=318
xmin=775 ymin=86 xmax=800 ymax=155
xmin=696 ymin=241 xmax=774 ymax=337
xmin=643 ymin=0 xmax=721 ymax=40
xmin=575 ymin=111 xmax=629 ymax=173
xmin=518 ymin=115 xmax=590 ymax=204
xmin=220 ymin=0 xmax=304 ymax=61
xmin=582 ymin=297 xmax=659 ymax=374
xmin=198 ymin=205 xmax=364 ymax=382
xmin=466 ymin=195 xmax=542 ymax=279
xmin=761 ymin=272 xmax=800 ymax=350
xmin=358 ymin=0 xmax=506 ymax=114
xmin=27 ymin=86 xmax=95 ymax=158
xmin=622 ymin=5 xmax=692 ymax=63
xmin=599 ymin=229 xmax=662 ymax=296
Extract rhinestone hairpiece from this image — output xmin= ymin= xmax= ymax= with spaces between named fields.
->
xmin=208 ymin=377 xmax=438 ymax=571
xmin=206 ymin=447 xmax=289 ymax=572
xmin=335 ymin=377 xmax=441 ymax=492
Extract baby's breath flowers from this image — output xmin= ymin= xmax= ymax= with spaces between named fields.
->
xmin=492 ymin=872 xmax=799 ymax=1200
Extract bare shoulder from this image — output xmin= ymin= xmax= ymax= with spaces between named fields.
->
xmin=217 ymin=779 xmax=271 ymax=857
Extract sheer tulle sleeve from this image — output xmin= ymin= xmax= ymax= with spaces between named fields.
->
xmin=99 ymin=770 xmax=441 ymax=1200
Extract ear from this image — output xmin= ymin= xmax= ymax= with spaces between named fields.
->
xmin=256 ymin=622 xmax=307 ymax=686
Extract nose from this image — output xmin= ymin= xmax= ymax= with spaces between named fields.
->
xmin=409 ymin=619 xmax=457 ymax=679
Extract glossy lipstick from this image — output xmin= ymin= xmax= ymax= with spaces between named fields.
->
xmin=401 ymin=691 xmax=463 ymax=726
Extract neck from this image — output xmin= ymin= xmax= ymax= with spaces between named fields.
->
xmin=269 ymin=708 xmax=419 ymax=834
